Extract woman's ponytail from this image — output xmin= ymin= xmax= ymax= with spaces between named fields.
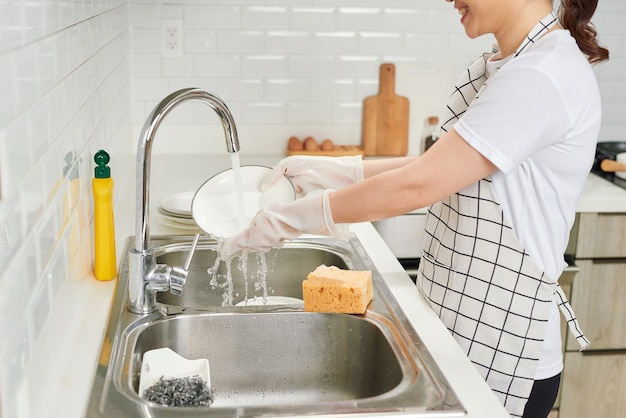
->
xmin=559 ymin=0 xmax=609 ymax=64
xmin=558 ymin=0 xmax=609 ymax=64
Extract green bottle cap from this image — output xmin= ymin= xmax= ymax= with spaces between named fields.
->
xmin=94 ymin=150 xmax=111 ymax=179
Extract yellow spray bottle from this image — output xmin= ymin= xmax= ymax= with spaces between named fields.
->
xmin=92 ymin=150 xmax=117 ymax=280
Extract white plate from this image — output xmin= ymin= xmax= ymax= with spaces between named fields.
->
xmin=160 ymin=192 xmax=194 ymax=217
xmin=139 ymin=347 xmax=210 ymax=399
xmin=158 ymin=206 xmax=193 ymax=220
xmin=159 ymin=215 xmax=201 ymax=231
xmin=159 ymin=210 xmax=197 ymax=225
xmin=192 ymin=165 xmax=295 ymax=238
xmin=235 ymin=296 xmax=303 ymax=306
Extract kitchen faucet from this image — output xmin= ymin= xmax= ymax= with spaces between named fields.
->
xmin=128 ymin=88 xmax=240 ymax=314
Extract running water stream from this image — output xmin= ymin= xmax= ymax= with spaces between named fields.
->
xmin=207 ymin=151 xmax=269 ymax=307
xmin=229 ymin=152 xmax=245 ymax=230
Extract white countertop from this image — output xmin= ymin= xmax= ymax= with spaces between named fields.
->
xmin=576 ymin=172 xmax=626 ymax=212
xmin=39 ymin=154 xmax=626 ymax=418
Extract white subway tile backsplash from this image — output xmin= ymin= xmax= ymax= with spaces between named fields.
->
xmin=0 ymin=58 xmax=16 ymax=123
xmin=132 ymin=28 xmax=162 ymax=54
xmin=186 ymin=5 xmax=240 ymax=30
xmin=131 ymin=5 xmax=162 ymax=28
xmin=266 ymin=78 xmax=310 ymax=100
xmin=216 ymin=78 xmax=263 ymax=100
xmin=242 ymin=6 xmax=288 ymax=29
xmin=287 ymin=101 xmax=332 ymax=124
xmin=242 ymin=54 xmax=288 ymax=77
xmin=45 ymin=243 xmax=67 ymax=300
xmin=332 ymin=101 xmax=361 ymax=124
xmin=358 ymin=31 xmax=403 ymax=55
xmin=2 ymin=117 xmax=32 ymax=197
xmin=168 ymin=77 xmax=217 ymax=94
xmin=185 ymin=30 xmax=217 ymax=53
xmin=1 ymin=2 xmax=130 ymax=414
xmin=336 ymin=55 xmax=379 ymax=78
xmin=337 ymin=7 xmax=382 ymax=31
xmin=290 ymin=7 xmax=335 ymax=30
xmin=312 ymin=31 xmax=358 ymax=54
xmin=162 ymin=56 xmax=193 ymax=77
xmin=133 ymin=76 xmax=171 ymax=101
xmin=405 ymin=32 xmax=451 ymax=58
xmin=28 ymin=267 xmax=51 ymax=346
xmin=382 ymin=8 xmax=425 ymax=32
xmin=265 ymin=30 xmax=311 ymax=54
xmin=241 ymin=101 xmax=285 ymax=124
xmin=194 ymin=53 xmax=241 ymax=77
xmin=217 ymin=30 xmax=264 ymax=53
xmin=132 ymin=54 xmax=162 ymax=76
xmin=311 ymin=78 xmax=356 ymax=100
xmin=288 ymin=54 xmax=335 ymax=77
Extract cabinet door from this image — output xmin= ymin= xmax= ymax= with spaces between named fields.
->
xmin=576 ymin=213 xmax=626 ymax=258
xmin=559 ymin=352 xmax=626 ymax=418
xmin=566 ymin=259 xmax=626 ymax=350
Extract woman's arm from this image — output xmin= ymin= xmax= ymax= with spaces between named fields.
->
xmin=331 ymin=129 xmax=498 ymax=223
xmin=362 ymin=156 xmax=417 ymax=178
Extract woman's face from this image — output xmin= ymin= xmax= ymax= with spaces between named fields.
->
xmin=446 ymin=0 xmax=509 ymax=39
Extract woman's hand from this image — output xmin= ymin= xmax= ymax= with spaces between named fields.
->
xmin=261 ymin=155 xmax=364 ymax=197
xmin=221 ymin=189 xmax=349 ymax=256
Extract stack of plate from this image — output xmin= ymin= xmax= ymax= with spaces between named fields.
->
xmin=158 ymin=192 xmax=200 ymax=232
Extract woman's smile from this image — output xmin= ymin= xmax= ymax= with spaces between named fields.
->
xmin=456 ymin=4 xmax=469 ymax=24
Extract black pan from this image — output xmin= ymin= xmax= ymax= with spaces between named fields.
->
xmin=593 ymin=141 xmax=626 ymax=180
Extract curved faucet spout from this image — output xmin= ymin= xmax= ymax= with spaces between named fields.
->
xmin=135 ymin=88 xmax=240 ymax=253
xmin=129 ymin=88 xmax=240 ymax=314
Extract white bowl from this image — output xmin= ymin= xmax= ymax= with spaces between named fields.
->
xmin=192 ymin=165 xmax=295 ymax=238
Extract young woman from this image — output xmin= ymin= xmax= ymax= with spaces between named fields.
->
xmin=223 ymin=0 xmax=609 ymax=416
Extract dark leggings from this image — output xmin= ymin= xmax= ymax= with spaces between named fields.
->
xmin=522 ymin=373 xmax=561 ymax=418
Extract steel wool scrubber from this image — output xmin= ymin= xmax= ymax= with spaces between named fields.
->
xmin=139 ymin=347 xmax=212 ymax=407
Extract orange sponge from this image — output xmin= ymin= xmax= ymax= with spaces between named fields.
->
xmin=302 ymin=265 xmax=373 ymax=314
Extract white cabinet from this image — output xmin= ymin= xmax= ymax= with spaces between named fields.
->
xmin=372 ymin=212 xmax=427 ymax=259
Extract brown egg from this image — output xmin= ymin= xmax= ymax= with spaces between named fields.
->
xmin=320 ymin=139 xmax=334 ymax=151
xmin=287 ymin=136 xmax=303 ymax=151
xmin=303 ymin=136 xmax=318 ymax=151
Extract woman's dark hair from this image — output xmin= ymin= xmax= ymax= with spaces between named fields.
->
xmin=558 ymin=0 xmax=609 ymax=63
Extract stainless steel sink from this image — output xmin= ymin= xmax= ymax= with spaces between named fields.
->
xmin=155 ymin=240 xmax=351 ymax=308
xmin=130 ymin=313 xmax=403 ymax=407
xmin=86 ymin=235 xmax=466 ymax=417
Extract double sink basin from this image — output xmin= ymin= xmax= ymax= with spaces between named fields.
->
xmin=86 ymin=234 xmax=465 ymax=417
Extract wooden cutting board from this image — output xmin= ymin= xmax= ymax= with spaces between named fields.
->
xmin=362 ymin=63 xmax=410 ymax=156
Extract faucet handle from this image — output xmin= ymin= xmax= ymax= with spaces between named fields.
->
xmin=169 ymin=266 xmax=188 ymax=296
xmin=169 ymin=234 xmax=201 ymax=296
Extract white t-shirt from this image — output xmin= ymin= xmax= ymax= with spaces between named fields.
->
xmin=454 ymin=30 xmax=601 ymax=379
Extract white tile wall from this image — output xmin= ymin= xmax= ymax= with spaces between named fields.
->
xmin=130 ymin=0 xmax=626 ymax=155
xmin=0 ymin=1 xmax=625 ymax=417
xmin=0 ymin=1 xmax=130 ymax=417
xmin=129 ymin=1 xmax=495 ymax=151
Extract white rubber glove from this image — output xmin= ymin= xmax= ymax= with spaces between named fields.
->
xmin=261 ymin=155 xmax=364 ymax=197
xmin=220 ymin=189 xmax=349 ymax=256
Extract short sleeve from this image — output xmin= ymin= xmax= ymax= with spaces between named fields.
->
xmin=454 ymin=62 xmax=571 ymax=174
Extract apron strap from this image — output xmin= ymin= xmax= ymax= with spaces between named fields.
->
xmin=556 ymin=285 xmax=590 ymax=350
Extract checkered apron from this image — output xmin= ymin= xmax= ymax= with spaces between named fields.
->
xmin=416 ymin=13 xmax=589 ymax=417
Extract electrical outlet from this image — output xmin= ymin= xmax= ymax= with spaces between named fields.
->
xmin=161 ymin=19 xmax=183 ymax=57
